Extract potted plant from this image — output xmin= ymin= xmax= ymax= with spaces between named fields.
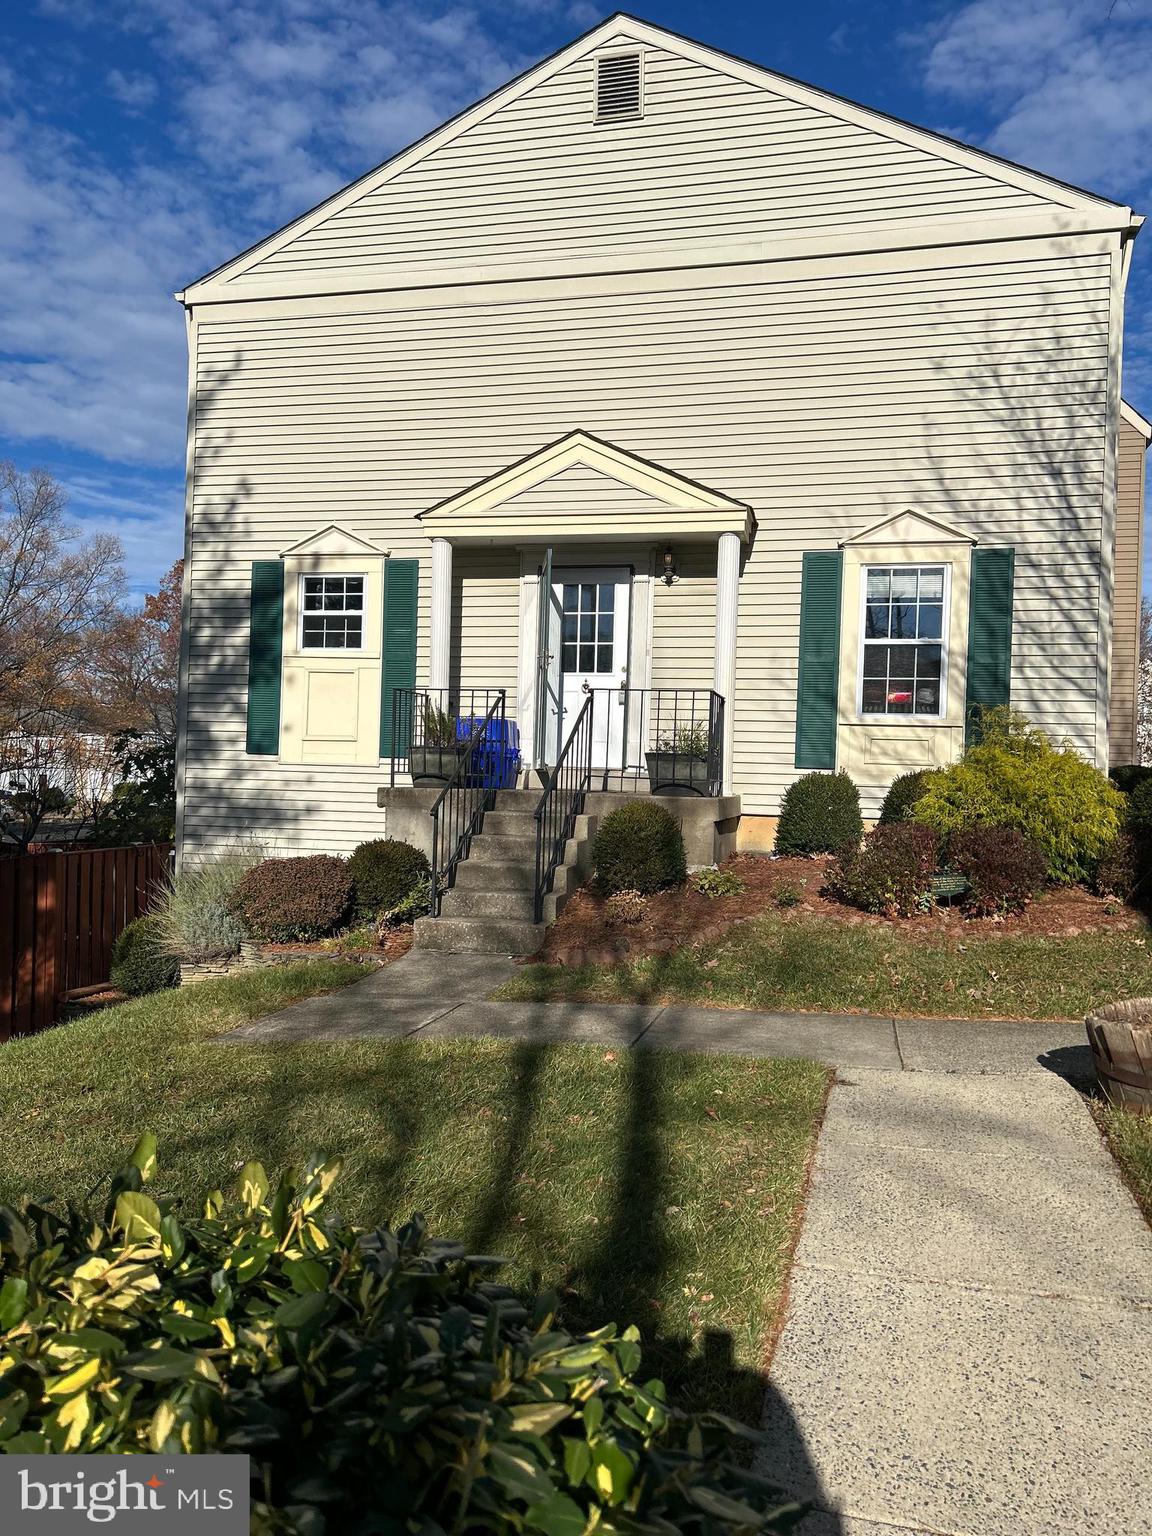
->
xmin=408 ymin=701 xmax=462 ymax=786
xmin=645 ymin=722 xmax=712 ymax=796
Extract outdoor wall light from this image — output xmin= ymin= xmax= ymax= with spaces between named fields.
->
xmin=662 ymin=544 xmax=678 ymax=585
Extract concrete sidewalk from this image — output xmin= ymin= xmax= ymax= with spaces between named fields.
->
xmin=225 ymin=951 xmax=1093 ymax=1080
xmin=762 ymin=1070 xmax=1152 ymax=1536
xmin=228 ymin=952 xmax=1152 ymax=1531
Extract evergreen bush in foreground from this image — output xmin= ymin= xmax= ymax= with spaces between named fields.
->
xmin=0 ymin=1138 xmax=803 ymax=1535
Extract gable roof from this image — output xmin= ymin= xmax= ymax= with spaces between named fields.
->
xmin=179 ymin=13 xmax=1137 ymax=303
xmin=419 ymin=429 xmax=754 ymax=542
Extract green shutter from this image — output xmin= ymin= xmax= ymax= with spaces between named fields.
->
xmin=794 ymin=550 xmax=843 ymax=769
xmin=246 ymin=561 xmax=284 ymax=756
xmin=965 ymin=547 xmax=1015 ymax=743
xmin=380 ymin=558 xmax=420 ymax=757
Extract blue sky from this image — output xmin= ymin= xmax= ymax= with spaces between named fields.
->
xmin=2 ymin=0 xmax=1151 ymax=596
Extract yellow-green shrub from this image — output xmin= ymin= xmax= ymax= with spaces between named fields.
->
xmin=912 ymin=709 xmax=1123 ymax=884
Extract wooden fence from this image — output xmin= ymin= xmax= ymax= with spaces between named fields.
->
xmin=0 ymin=844 xmax=172 ymax=1040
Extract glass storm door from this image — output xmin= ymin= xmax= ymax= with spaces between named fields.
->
xmin=549 ymin=567 xmax=630 ymax=769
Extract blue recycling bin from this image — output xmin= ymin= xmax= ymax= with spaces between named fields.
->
xmin=456 ymin=716 xmax=521 ymax=789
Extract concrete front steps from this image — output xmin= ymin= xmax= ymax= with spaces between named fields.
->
xmin=413 ymin=788 xmax=596 ymax=955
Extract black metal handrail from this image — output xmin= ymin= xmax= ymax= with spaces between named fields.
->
xmin=428 ymin=691 xmax=506 ymax=916
xmin=585 ymin=687 xmax=725 ymax=796
xmin=533 ymin=692 xmax=594 ymax=924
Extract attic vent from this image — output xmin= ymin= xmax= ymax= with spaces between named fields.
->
xmin=595 ymin=52 xmax=642 ymax=122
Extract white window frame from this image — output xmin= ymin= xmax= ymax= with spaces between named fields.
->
xmin=856 ymin=562 xmax=951 ymax=721
xmin=297 ymin=571 xmax=367 ymax=654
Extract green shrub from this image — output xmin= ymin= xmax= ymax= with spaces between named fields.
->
xmin=692 ymin=866 xmax=746 ymax=897
xmin=231 ymin=854 xmax=353 ymax=942
xmin=1126 ymin=778 xmax=1152 ymax=838
xmin=947 ymin=826 xmax=1046 ymax=917
xmin=775 ymin=882 xmax=802 ymax=908
xmin=0 ymin=1138 xmax=799 ymax=1533
xmin=381 ymin=876 xmax=432 ymax=926
xmin=826 ymin=822 xmax=938 ymax=916
xmin=878 ymin=769 xmax=937 ymax=826
xmin=1110 ymin=764 xmax=1152 ymax=795
xmin=1094 ymin=831 xmax=1149 ymax=904
xmin=774 ymin=772 xmax=862 ymax=856
xmin=912 ymin=711 xmax=1124 ymax=884
xmin=592 ymin=802 xmax=686 ymax=895
xmin=154 ymin=846 xmax=261 ymax=962
xmin=348 ymin=838 xmax=430 ymax=920
xmin=109 ymin=915 xmax=180 ymax=996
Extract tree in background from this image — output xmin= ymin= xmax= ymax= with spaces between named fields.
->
xmin=90 ymin=560 xmax=183 ymax=740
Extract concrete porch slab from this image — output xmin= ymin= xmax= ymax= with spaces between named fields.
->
xmin=638 ymin=1007 xmax=901 ymax=1069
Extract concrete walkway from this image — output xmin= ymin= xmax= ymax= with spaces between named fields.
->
xmin=762 ymin=1067 xmax=1152 ymax=1536
xmin=228 ymin=953 xmax=1152 ymax=1533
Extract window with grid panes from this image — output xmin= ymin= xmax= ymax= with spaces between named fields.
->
xmin=300 ymin=574 xmax=364 ymax=649
xmin=860 ymin=566 xmax=946 ymax=716
xmin=559 ymin=581 xmax=615 ymax=674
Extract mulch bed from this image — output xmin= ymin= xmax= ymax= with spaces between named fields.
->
xmin=260 ymin=925 xmax=415 ymax=965
xmin=537 ymin=855 xmax=1146 ymax=968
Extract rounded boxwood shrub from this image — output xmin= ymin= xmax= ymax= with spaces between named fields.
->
xmin=109 ymin=915 xmax=180 ymax=996
xmin=348 ymin=837 xmax=430 ymax=920
xmin=912 ymin=710 xmax=1124 ymax=884
xmin=1110 ymin=764 xmax=1152 ymax=796
xmin=878 ymin=769 xmax=937 ymax=826
xmin=0 ymin=1138 xmax=797 ymax=1532
xmin=947 ymin=825 xmax=1046 ymax=917
xmin=774 ymin=771 xmax=863 ymax=856
xmin=592 ymin=802 xmax=686 ymax=895
xmin=1126 ymin=778 xmax=1152 ymax=838
xmin=826 ymin=822 xmax=939 ymax=916
xmin=230 ymin=854 xmax=353 ymax=942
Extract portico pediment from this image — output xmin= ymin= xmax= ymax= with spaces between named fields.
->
xmin=418 ymin=430 xmax=754 ymax=543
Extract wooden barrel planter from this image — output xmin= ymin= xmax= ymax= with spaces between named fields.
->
xmin=1085 ymin=999 xmax=1152 ymax=1112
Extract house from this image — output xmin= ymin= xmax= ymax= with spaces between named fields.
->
xmin=174 ymin=14 xmax=1148 ymax=947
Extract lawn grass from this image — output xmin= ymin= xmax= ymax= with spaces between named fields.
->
xmin=1095 ymin=1105 xmax=1152 ymax=1223
xmin=494 ymin=912 xmax=1152 ymax=1020
xmin=0 ymin=960 xmax=829 ymax=1423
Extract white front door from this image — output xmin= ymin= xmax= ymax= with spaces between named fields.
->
xmin=550 ymin=567 xmax=630 ymax=769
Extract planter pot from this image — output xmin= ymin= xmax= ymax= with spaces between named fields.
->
xmin=644 ymin=752 xmax=711 ymax=796
xmin=1085 ymin=999 xmax=1152 ymax=1112
xmin=408 ymin=745 xmax=462 ymax=785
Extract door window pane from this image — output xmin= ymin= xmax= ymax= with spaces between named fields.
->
xmin=301 ymin=575 xmax=365 ymax=649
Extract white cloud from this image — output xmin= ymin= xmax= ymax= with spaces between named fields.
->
xmin=0 ymin=0 xmax=558 ymax=485
xmin=106 ymin=68 xmax=158 ymax=109
xmin=919 ymin=0 xmax=1152 ymax=198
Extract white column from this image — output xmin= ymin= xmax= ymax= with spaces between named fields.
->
xmin=429 ymin=537 xmax=453 ymax=695
xmin=714 ymin=530 xmax=740 ymax=795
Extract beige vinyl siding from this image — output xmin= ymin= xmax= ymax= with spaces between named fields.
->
xmin=179 ymin=234 xmax=1113 ymax=852
xmin=1109 ymin=417 xmax=1147 ymax=763
xmin=452 ymin=549 xmax=521 ymax=703
xmin=230 ymin=45 xmax=1050 ymax=288
xmin=650 ymin=548 xmax=717 ymax=692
